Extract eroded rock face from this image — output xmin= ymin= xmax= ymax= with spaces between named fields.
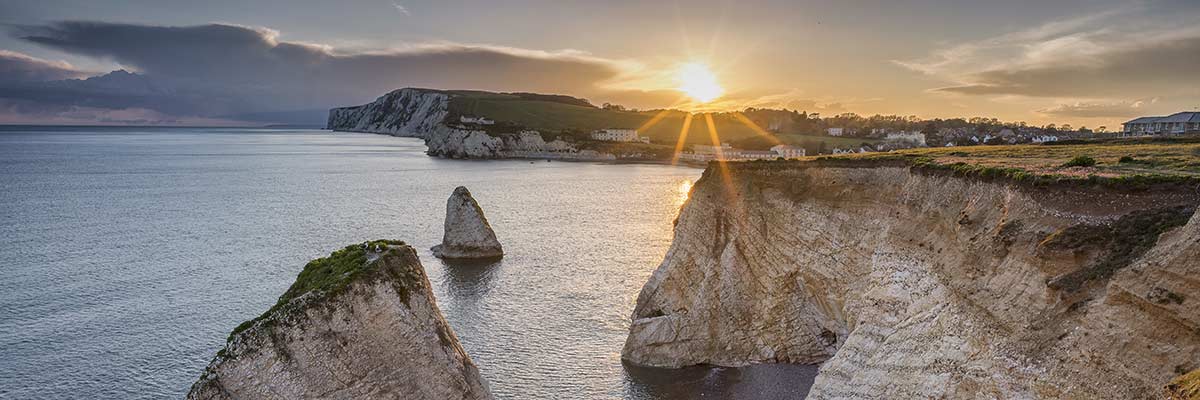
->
xmin=432 ymin=187 xmax=504 ymax=259
xmin=424 ymin=126 xmax=505 ymax=159
xmin=326 ymin=88 xmax=449 ymax=137
xmin=623 ymin=163 xmax=1200 ymax=399
xmin=188 ymin=241 xmax=492 ymax=400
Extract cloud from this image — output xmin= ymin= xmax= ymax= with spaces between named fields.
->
xmin=3 ymin=21 xmax=646 ymax=123
xmin=1036 ymin=98 xmax=1158 ymax=118
xmin=896 ymin=9 xmax=1200 ymax=99
xmin=0 ymin=50 xmax=89 ymax=83
xmin=391 ymin=2 xmax=410 ymax=15
xmin=0 ymin=98 xmax=245 ymax=125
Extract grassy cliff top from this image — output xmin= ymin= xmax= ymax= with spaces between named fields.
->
xmin=227 ymin=239 xmax=408 ymax=340
xmin=443 ymin=92 xmax=875 ymax=152
xmin=755 ymin=137 xmax=1200 ymax=187
xmin=1167 ymin=368 xmax=1200 ymax=400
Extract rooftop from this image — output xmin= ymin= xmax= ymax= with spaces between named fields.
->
xmin=1124 ymin=112 xmax=1200 ymax=125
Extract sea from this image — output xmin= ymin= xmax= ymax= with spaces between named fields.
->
xmin=0 ymin=126 xmax=817 ymax=399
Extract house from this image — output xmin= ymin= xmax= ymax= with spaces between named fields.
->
xmin=1122 ymin=112 xmax=1200 ymax=135
xmin=693 ymin=143 xmax=733 ymax=155
xmin=885 ymin=131 xmax=926 ymax=146
xmin=827 ymin=127 xmax=845 ymax=137
xmin=459 ymin=115 xmax=494 ymax=125
xmin=733 ymin=150 xmax=778 ymax=160
xmin=770 ymin=144 xmax=806 ymax=158
xmin=677 ymin=143 xmax=780 ymax=162
xmin=589 ymin=128 xmax=639 ymax=142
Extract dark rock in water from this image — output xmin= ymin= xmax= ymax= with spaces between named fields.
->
xmin=187 ymin=241 xmax=493 ymax=400
xmin=432 ymin=187 xmax=504 ymax=259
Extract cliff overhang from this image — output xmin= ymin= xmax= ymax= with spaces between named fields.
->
xmin=625 ymin=161 xmax=1200 ymax=398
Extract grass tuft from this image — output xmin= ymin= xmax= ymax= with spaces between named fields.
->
xmin=1062 ymin=155 xmax=1097 ymax=168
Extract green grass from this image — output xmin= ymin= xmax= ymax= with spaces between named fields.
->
xmin=226 ymin=239 xmax=406 ymax=341
xmin=1167 ymin=368 xmax=1200 ymax=399
xmin=805 ymin=140 xmax=1200 ymax=183
xmin=444 ymin=92 xmax=877 ymax=152
xmin=1062 ymin=155 xmax=1097 ymax=168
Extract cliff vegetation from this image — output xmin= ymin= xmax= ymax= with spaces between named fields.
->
xmin=806 ymin=137 xmax=1200 ymax=185
xmin=227 ymin=239 xmax=408 ymax=340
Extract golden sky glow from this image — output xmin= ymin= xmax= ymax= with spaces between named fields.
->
xmin=2 ymin=2 xmax=1198 ymax=128
xmin=675 ymin=63 xmax=724 ymax=103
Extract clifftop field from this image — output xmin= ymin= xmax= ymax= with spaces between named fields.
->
xmin=444 ymin=90 xmax=877 ymax=152
xmin=795 ymin=137 xmax=1200 ymax=184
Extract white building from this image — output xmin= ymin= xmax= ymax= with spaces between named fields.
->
xmin=693 ymin=143 xmax=733 ymax=155
xmin=827 ymin=127 xmax=845 ymax=137
xmin=1031 ymin=135 xmax=1059 ymax=143
xmin=770 ymin=144 xmax=806 ymax=158
xmin=459 ymin=115 xmax=494 ymax=125
xmin=885 ymin=131 xmax=926 ymax=146
xmin=733 ymin=150 xmax=778 ymax=160
xmin=1123 ymin=112 xmax=1200 ymax=135
xmin=590 ymin=128 xmax=640 ymax=142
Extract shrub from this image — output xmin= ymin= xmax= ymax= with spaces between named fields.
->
xmin=1118 ymin=156 xmax=1135 ymax=163
xmin=1063 ymin=155 xmax=1097 ymax=168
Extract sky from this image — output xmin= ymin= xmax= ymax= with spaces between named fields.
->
xmin=0 ymin=0 xmax=1197 ymax=127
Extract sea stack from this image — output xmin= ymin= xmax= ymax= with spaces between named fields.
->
xmin=188 ymin=240 xmax=492 ymax=400
xmin=432 ymin=186 xmax=504 ymax=259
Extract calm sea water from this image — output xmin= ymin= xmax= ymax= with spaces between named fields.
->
xmin=0 ymin=127 xmax=816 ymax=399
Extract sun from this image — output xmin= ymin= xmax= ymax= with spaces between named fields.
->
xmin=675 ymin=62 xmax=724 ymax=103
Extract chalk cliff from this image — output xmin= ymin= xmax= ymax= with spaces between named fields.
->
xmin=326 ymin=88 xmax=450 ymax=137
xmin=433 ymin=187 xmax=504 ymax=259
xmin=327 ymin=88 xmax=619 ymax=160
xmin=188 ymin=241 xmax=492 ymax=400
xmin=623 ymin=161 xmax=1200 ymax=399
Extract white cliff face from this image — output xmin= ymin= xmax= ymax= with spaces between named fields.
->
xmin=326 ymin=88 xmax=450 ymax=137
xmin=432 ymin=187 xmax=504 ymax=259
xmin=624 ymin=163 xmax=1200 ymax=399
xmin=424 ymin=128 xmax=591 ymax=159
xmin=188 ymin=243 xmax=492 ymax=400
xmin=424 ymin=126 xmax=506 ymax=159
xmin=501 ymin=131 xmax=550 ymax=152
xmin=328 ymin=88 xmax=607 ymax=160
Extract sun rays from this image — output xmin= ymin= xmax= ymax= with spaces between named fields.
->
xmin=675 ymin=62 xmax=724 ymax=103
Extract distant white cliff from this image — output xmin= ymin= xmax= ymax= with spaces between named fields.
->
xmin=326 ymin=88 xmax=450 ymax=137
xmin=327 ymin=88 xmax=616 ymax=161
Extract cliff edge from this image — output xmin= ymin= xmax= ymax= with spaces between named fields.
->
xmin=188 ymin=240 xmax=492 ymax=400
xmin=624 ymin=161 xmax=1200 ymax=399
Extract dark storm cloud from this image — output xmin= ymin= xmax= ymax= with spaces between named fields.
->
xmin=3 ymin=21 xmax=633 ymax=121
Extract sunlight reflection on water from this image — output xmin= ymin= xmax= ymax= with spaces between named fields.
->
xmin=0 ymin=127 xmax=814 ymax=399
